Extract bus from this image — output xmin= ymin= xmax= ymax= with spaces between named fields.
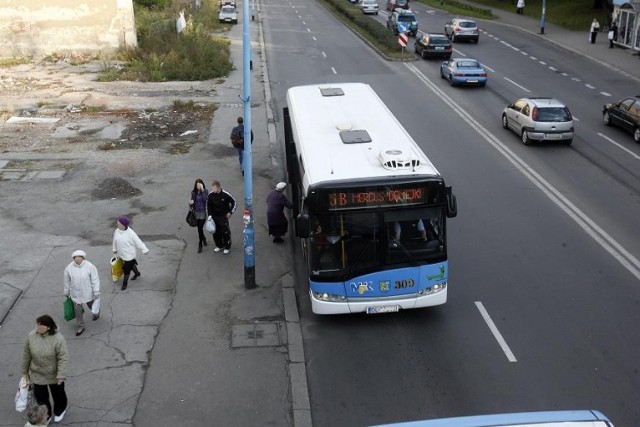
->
xmin=283 ymin=82 xmax=457 ymax=315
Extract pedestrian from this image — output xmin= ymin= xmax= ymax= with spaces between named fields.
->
xmin=207 ymin=180 xmax=237 ymax=254
xmin=25 ymin=404 xmax=50 ymax=426
xmin=608 ymin=22 xmax=618 ymax=48
xmin=266 ymin=182 xmax=293 ymax=243
xmin=112 ymin=216 xmax=149 ymax=290
xmin=63 ymin=250 xmax=100 ymax=336
xmin=229 ymin=117 xmax=254 ymax=176
xmin=590 ymin=18 xmax=600 ymax=44
xmin=20 ymin=314 xmax=69 ymax=423
xmin=516 ymin=0 xmax=524 ymax=15
xmin=190 ymin=178 xmax=209 ymax=253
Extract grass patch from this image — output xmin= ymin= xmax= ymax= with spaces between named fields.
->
xmin=172 ymin=99 xmax=216 ymax=114
xmin=97 ymin=0 xmax=233 ymax=82
xmin=0 ymin=57 xmax=31 ymax=67
xmin=418 ymin=0 xmax=494 ymax=19
xmin=459 ymin=0 xmax=609 ymax=30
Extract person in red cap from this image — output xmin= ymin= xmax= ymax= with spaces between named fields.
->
xmin=112 ymin=216 xmax=149 ymax=290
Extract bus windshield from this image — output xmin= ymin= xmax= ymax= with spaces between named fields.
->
xmin=309 ymin=207 xmax=445 ymax=278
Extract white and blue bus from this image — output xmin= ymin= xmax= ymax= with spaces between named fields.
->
xmin=283 ymin=83 xmax=457 ymax=315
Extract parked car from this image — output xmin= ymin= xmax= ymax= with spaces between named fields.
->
xmin=440 ymin=58 xmax=487 ymax=87
xmin=414 ymin=32 xmax=452 ymax=59
xmin=502 ymin=97 xmax=574 ymax=145
xmin=602 ymin=96 xmax=640 ymax=142
xmin=360 ymin=0 xmax=379 ymax=14
xmin=386 ymin=0 xmax=409 ymax=11
xmin=387 ymin=9 xmax=418 ymax=36
xmin=218 ymin=4 xmax=238 ymax=23
xmin=444 ymin=18 xmax=479 ymax=43
xmin=219 ymin=0 xmax=236 ymax=9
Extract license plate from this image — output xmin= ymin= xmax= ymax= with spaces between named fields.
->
xmin=366 ymin=305 xmax=400 ymax=314
xmin=546 ymin=133 xmax=562 ymax=139
xmin=435 ymin=47 xmax=444 ymax=50
xmin=467 ymin=79 xmax=478 ymax=83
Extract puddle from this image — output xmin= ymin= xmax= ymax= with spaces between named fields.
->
xmin=52 ymin=119 xmax=125 ymax=140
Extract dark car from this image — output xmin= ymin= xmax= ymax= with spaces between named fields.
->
xmin=414 ymin=32 xmax=452 ymax=59
xmin=387 ymin=9 xmax=418 ymax=36
xmin=386 ymin=0 xmax=409 ymax=11
xmin=603 ymin=96 xmax=640 ymax=143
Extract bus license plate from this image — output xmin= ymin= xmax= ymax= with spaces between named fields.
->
xmin=367 ymin=305 xmax=400 ymax=314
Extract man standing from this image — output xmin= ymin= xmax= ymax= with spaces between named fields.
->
xmin=229 ymin=117 xmax=254 ymax=176
xmin=207 ymin=180 xmax=237 ymax=254
xmin=63 ymin=250 xmax=100 ymax=336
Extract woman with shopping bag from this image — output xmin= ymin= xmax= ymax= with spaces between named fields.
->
xmin=63 ymin=250 xmax=100 ymax=336
xmin=21 ymin=315 xmax=69 ymax=423
xmin=112 ymin=216 xmax=149 ymax=290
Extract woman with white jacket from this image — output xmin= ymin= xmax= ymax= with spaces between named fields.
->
xmin=112 ymin=216 xmax=149 ymax=290
xmin=63 ymin=250 xmax=100 ymax=336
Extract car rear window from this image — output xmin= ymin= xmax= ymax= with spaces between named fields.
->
xmin=457 ymin=61 xmax=479 ymax=68
xmin=537 ymin=107 xmax=571 ymax=122
xmin=459 ymin=21 xmax=476 ymax=28
xmin=399 ymin=15 xmax=416 ymax=22
xmin=430 ymin=38 xmax=450 ymax=45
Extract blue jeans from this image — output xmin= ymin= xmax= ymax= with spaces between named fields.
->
xmin=236 ymin=147 xmax=243 ymax=171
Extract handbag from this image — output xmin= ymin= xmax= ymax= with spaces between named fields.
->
xmin=186 ymin=208 xmax=197 ymax=227
xmin=91 ymin=297 xmax=101 ymax=315
xmin=110 ymin=256 xmax=124 ymax=282
xmin=205 ymin=216 xmax=217 ymax=233
xmin=15 ymin=376 xmax=30 ymax=412
xmin=63 ymin=297 xmax=75 ymax=321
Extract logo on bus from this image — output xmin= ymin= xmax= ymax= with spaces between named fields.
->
xmin=427 ymin=265 xmax=445 ymax=281
xmin=379 ymin=281 xmax=390 ymax=292
xmin=350 ymin=281 xmax=373 ymax=294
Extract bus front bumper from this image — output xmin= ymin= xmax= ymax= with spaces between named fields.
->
xmin=309 ymin=288 xmax=447 ymax=315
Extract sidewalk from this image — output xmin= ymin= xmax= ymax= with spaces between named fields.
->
xmin=461 ymin=1 xmax=640 ymax=82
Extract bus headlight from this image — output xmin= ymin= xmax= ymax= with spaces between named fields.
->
xmin=421 ymin=282 xmax=447 ymax=295
xmin=312 ymin=292 xmax=346 ymax=302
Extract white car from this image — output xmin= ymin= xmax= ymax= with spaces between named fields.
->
xmin=218 ymin=5 xmax=238 ymax=24
xmin=360 ymin=0 xmax=379 ymax=14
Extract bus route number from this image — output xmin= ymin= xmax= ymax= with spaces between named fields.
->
xmin=394 ymin=279 xmax=414 ymax=289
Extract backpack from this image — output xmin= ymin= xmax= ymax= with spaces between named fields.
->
xmin=230 ymin=126 xmax=244 ymax=149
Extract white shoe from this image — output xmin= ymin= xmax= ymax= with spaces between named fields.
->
xmin=213 ymin=247 xmax=222 ymax=253
xmin=223 ymin=249 xmax=230 ymax=254
xmin=54 ymin=409 xmax=67 ymax=422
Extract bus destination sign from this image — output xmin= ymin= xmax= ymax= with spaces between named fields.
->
xmin=328 ymin=186 xmax=428 ymax=210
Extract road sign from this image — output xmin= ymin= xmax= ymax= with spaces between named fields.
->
xmin=398 ymin=33 xmax=408 ymax=47
xmin=398 ymin=22 xmax=409 ymax=34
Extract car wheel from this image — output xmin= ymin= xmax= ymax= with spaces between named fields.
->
xmin=521 ymin=130 xmax=531 ymax=145
xmin=449 ymin=76 xmax=456 ymax=87
xmin=563 ymin=138 xmax=573 ymax=146
xmin=603 ymin=111 xmax=611 ymax=126
xmin=634 ymin=127 xmax=640 ymax=143
xmin=414 ymin=44 xmax=419 ymax=54
xmin=502 ymin=114 xmax=509 ymax=129
xmin=421 ymin=50 xmax=427 ymax=59
xmin=440 ymin=68 xmax=445 ymax=79
xmin=451 ymin=33 xmax=456 ymax=43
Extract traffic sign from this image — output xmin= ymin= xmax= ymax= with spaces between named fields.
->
xmin=398 ymin=33 xmax=408 ymax=47
xmin=398 ymin=22 xmax=409 ymax=34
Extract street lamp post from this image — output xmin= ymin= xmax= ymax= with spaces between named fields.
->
xmin=540 ymin=0 xmax=546 ymax=34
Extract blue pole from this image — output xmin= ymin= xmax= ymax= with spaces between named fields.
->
xmin=540 ymin=0 xmax=546 ymax=34
xmin=242 ymin=0 xmax=256 ymax=289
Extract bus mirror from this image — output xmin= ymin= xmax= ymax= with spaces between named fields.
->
xmin=295 ymin=213 xmax=310 ymax=238
xmin=446 ymin=186 xmax=457 ymax=218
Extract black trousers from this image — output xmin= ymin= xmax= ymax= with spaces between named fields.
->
xmin=33 ymin=382 xmax=67 ymax=417
xmin=212 ymin=216 xmax=231 ymax=249
xmin=196 ymin=218 xmax=206 ymax=242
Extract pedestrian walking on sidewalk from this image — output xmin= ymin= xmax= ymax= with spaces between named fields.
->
xmin=608 ymin=22 xmax=618 ymax=48
xmin=63 ymin=250 xmax=100 ymax=336
xmin=190 ymin=178 xmax=209 ymax=253
xmin=207 ymin=180 xmax=236 ymax=254
xmin=112 ymin=216 xmax=149 ymax=290
xmin=21 ymin=315 xmax=69 ymax=423
xmin=267 ymin=182 xmax=293 ymax=243
xmin=590 ymin=18 xmax=600 ymax=44
xmin=230 ymin=117 xmax=254 ymax=176
xmin=516 ymin=0 xmax=525 ymax=15
xmin=25 ymin=404 xmax=50 ymax=426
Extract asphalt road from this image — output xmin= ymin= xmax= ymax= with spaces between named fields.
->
xmin=263 ymin=0 xmax=640 ymax=426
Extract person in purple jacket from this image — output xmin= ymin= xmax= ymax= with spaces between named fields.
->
xmin=266 ymin=182 xmax=293 ymax=243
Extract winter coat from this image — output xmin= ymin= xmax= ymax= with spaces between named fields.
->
xmin=64 ymin=259 xmax=100 ymax=304
xmin=113 ymin=227 xmax=149 ymax=261
xmin=517 ymin=0 xmax=524 ymax=8
xmin=21 ymin=330 xmax=69 ymax=385
xmin=207 ymin=188 xmax=237 ymax=217
xmin=266 ymin=190 xmax=293 ymax=227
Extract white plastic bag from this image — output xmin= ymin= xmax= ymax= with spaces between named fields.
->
xmin=205 ymin=217 xmax=216 ymax=234
xmin=15 ymin=376 xmax=29 ymax=412
xmin=91 ymin=298 xmax=101 ymax=315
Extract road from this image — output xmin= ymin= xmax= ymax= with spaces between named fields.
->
xmin=263 ymin=0 xmax=640 ymax=426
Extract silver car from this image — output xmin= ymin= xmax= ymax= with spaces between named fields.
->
xmin=502 ymin=97 xmax=574 ymax=145
xmin=444 ymin=18 xmax=479 ymax=43
xmin=218 ymin=5 xmax=238 ymax=23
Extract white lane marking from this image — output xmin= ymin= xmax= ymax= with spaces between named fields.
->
xmin=520 ymin=51 xmax=528 ymax=55
xmin=322 ymin=51 xmax=326 ymax=58
xmin=475 ymin=302 xmax=517 ymax=362
xmin=561 ymin=72 xmax=568 ymax=76
xmin=331 ymin=66 xmax=337 ymax=74
xmin=538 ymin=60 xmax=547 ymax=65
xmin=549 ymin=66 xmax=557 ymax=71
xmin=511 ymin=46 xmax=520 ymax=52
xmin=585 ymin=83 xmax=595 ymax=89
xmin=571 ymin=77 xmax=581 ymax=82
xmin=530 ymin=56 xmax=537 ymax=60
xmin=598 ymin=132 xmax=640 ymax=159
xmin=453 ymin=49 xmax=467 ymax=57
xmin=313 ymin=36 xmax=317 ymax=41
xmin=601 ymin=91 xmax=612 ymax=97
xmin=483 ymin=64 xmax=495 ymax=73
xmin=405 ymin=62 xmax=640 ymax=281
xmin=572 ymin=115 xmax=580 ymax=121
xmin=302 ymin=21 xmax=306 ymax=25
xmin=503 ymin=77 xmax=531 ymax=92
xmin=307 ymin=28 xmax=311 ymax=32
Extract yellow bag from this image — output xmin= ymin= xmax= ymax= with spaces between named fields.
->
xmin=110 ymin=256 xmax=124 ymax=282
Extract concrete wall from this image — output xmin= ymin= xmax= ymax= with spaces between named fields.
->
xmin=0 ymin=0 xmax=137 ymax=57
